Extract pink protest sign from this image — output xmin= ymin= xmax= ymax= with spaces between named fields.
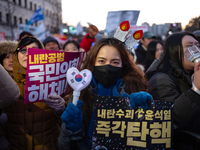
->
xmin=24 ymin=48 xmax=84 ymax=104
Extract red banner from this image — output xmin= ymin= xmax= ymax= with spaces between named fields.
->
xmin=24 ymin=48 xmax=84 ymax=104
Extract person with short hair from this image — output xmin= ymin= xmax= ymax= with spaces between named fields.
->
xmin=135 ymin=31 xmax=156 ymax=64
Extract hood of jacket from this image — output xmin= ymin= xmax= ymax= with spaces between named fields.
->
xmin=13 ymin=36 xmax=44 ymax=97
xmin=0 ymin=40 xmax=18 ymax=55
xmin=0 ymin=40 xmax=18 ymax=76
xmin=145 ymin=57 xmax=161 ymax=80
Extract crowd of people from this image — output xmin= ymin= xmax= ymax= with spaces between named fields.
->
xmin=0 ymin=22 xmax=200 ymax=150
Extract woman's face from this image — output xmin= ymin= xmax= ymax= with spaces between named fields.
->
xmin=155 ymin=43 xmax=164 ymax=59
xmin=18 ymin=42 xmax=38 ymax=68
xmin=95 ymin=45 xmax=122 ymax=67
xmin=3 ymin=53 xmax=13 ymax=72
xmin=64 ymin=43 xmax=79 ymax=52
xmin=182 ymin=35 xmax=199 ymax=71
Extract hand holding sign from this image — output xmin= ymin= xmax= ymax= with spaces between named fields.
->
xmin=44 ymin=95 xmax=65 ymax=116
xmin=66 ymin=67 xmax=92 ymax=106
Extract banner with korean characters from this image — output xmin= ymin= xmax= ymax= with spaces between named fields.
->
xmin=24 ymin=48 xmax=84 ymax=104
xmin=92 ymin=96 xmax=173 ymax=150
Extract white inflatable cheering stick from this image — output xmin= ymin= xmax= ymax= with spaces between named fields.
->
xmin=66 ymin=67 xmax=92 ymax=106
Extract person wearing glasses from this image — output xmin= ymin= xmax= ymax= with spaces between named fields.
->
xmin=5 ymin=36 xmax=63 ymax=150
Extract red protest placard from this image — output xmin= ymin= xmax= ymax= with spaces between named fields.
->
xmin=24 ymin=48 xmax=84 ymax=104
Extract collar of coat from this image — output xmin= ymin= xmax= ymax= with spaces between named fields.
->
xmin=13 ymin=52 xmax=26 ymax=83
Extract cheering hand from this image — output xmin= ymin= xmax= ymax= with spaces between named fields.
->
xmin=89 ymin=24 xmax=99 ymax=38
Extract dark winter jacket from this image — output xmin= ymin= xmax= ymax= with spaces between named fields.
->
xmin=0 ymin=64 xmax=20 ymax=137
xmin=135 ymin=42 xmax=146 ymax=64
xmin=145 ymin=57 xmax=200 ymax=134
xmin=0 ymin=40 xmax=18 ymax=108
xmin=0 ymin=40 xmax=19 ymax=149
xmin=6 ymin=37 xmax=61 ymax=150
xmin=0 ymin=64 xmax=19 ymax=110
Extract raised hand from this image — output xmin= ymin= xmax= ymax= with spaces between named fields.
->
xmin=89 ymin=24 xmax=99 ymax=38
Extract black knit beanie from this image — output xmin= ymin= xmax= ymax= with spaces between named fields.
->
xmin=43 ymin=36 xmax=60 ymax=50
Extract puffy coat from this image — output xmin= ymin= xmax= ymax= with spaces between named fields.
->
xmin=0 ymin=64 xmax=19 ymax=112
xmin=0 ymin=40 xmax=19 ymax=148
xmin=145 ymin=57 xmax=200 ymax=133
xmin=6 ymin=37 xmax=61 ymax=150
xmin=0 ymin=64 xmax=20 ymax=136
xmin=135 ymin=42 xmax=146 ymax=64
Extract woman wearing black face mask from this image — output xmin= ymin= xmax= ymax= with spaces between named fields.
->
xmin=58 ymin=38 xmax=153 ymax=150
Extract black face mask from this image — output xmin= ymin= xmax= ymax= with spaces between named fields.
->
xmin=93 ymin=65 xmax=122 ymax=88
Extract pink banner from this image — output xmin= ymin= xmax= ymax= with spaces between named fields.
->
xmin=24 ymin=48 xmax=84 ymax=104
